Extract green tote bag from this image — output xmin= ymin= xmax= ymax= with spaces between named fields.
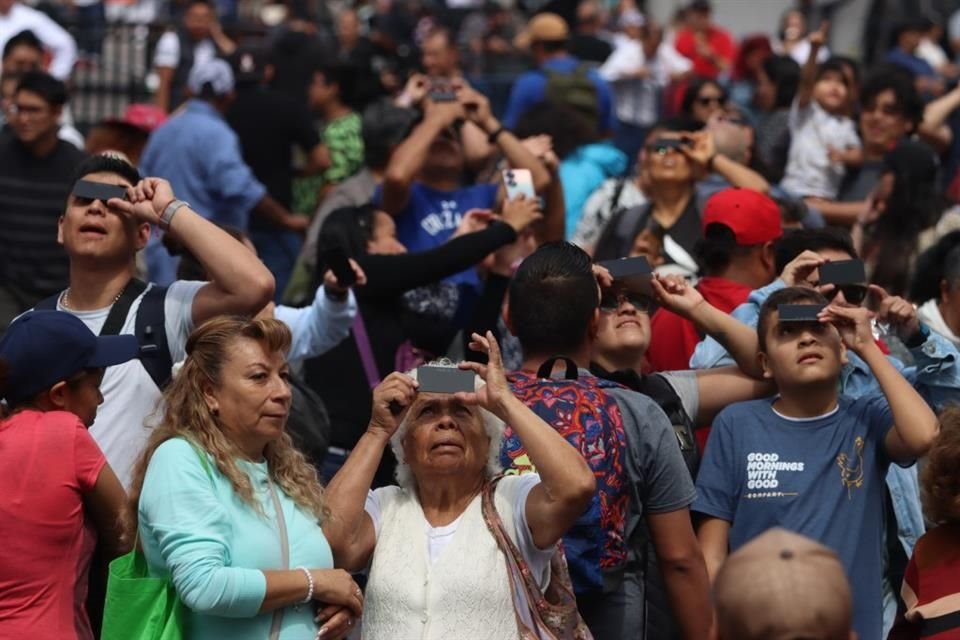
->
xmin=100 ymin=545 xmax=186 ymax=640
xmin=101 ymin=442 xmax=214 ymax=640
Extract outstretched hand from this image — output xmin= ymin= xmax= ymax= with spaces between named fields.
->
xmin=457 ymin=331 xmax=514 ymax=420
xmin=818 ymin=303 xmax=875 ymax=353
xmin=651 ymin=273 xmax=704 ymax=318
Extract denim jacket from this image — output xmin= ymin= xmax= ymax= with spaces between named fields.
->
xmin=689 ymin=278 xmax=960 ymax=556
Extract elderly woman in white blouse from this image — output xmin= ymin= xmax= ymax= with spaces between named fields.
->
xmin=321 ymin=332 xmax=596 ymax=640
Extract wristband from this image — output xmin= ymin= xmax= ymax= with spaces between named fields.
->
xmin=297 ymin=566 xmax=314 ymax=606
xmin=159 ymin=199 xmax=189 ymax=231
xmin=487 ymin=126 xmax=507 ymax=145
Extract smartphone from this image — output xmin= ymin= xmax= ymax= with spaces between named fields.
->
xmin=72 ymin=180 xmax=128 ymax=202
xmin=502 ymin=169 xmax=536 ymax=200
xmin=319 ymin=245 xmax=356 ymax=288
xmin=417 ymin=366 xmax=476 ymax=394
xmin=819 ymin=259 xmax=866 ymax=286
xmin=428 ymin=79 xmax=458 ymax=103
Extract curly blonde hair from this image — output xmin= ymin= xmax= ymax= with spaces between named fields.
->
xmin=921 ymin=406 xmax=960 ymax=525
xmin=129 ymin=316 xmax=328 ymax=530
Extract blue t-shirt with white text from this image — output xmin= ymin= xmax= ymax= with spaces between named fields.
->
xmin=382 ymin=181 xmax=499 ymax=289
xmin=693 ymin=395 xmax=894 ymax=640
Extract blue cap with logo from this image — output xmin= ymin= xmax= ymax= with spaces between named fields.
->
xmin=0 ymin=311 xmax=140 ymax=406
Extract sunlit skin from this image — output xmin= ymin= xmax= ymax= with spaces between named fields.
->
xmin=402 ymin=394 xmax=490 ymax=483
xmin=202 ymin=338 xmax=292 ymax=461
xmin=55 ymin=368 xmax=106 ymax=427
xmin=859 ymin=89 xmax=913 ymax=155
xmin=813 ymin=69 xmax=848 ymax=115
xmin=57 ymin=171 xmax=150 ymax=266
xmin=594 ymin=293 xmax=652 ymax=371
xmin=760 ymin=315 xmax=848 ymax=389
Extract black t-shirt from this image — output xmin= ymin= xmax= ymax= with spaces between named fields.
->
xmin=569 ymin=34 xmax=613 ymax=65
xmin=0 ymin=136 xmax=85 ymax=307
xmin=226 ymin=86 xmax=319 ymax=226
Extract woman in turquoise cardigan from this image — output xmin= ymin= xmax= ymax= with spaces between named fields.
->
xmin=131 ymin=316 xmax=361 ymax=639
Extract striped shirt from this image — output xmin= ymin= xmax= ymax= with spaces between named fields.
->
xmin=890 ymin=523 xmax=960 ymax=639
xmin=0 ymin=135 xmax=85 ymax=309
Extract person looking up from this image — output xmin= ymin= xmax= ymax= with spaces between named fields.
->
xmin=421 ymin=26 xmax=461 ymax=79
xmin=45 ymin=153 xmax=274 ymax=487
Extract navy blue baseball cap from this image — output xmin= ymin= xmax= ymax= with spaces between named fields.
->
xmin=0 ymin=310 xmax=140 ymax=406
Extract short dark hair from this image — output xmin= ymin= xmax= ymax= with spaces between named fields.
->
xmin=15 ymin=71 xmax=68 ymax=107
xmin=362 ymin=100 xmax=418 ymax=170
xmin=3 ymin=29 xmax=42 ymax=60
xmin=774 ymin=228 xmax=856 ymax=275
xmin=909 ymin=230 xmax=960 ymax=303
xmin=681 ymin=77 xmax=727 ymax=118
xmin=317 ymin=204 xmax=376 ymax=264
xmin=757 ymin=287 xmax=829 ymax=352
xmin=312 ymin=61 xmax=359 ymax=110
xmin=695 ymin=224 xmax=755 ymax=276
xmin=761 ymin=55 xmax=800 ymax=110
xmin=508 ymin=242 xmax=599 ymax=356
xmin=860 ymin=65 xmax=924 ymax=130
xmin=830 ymin=55 xmax=861 ymax=86
xmin=72 ymin=154 xmax=142 ymax=187
xmin=815 ymin=59 xmax=849 ymax=86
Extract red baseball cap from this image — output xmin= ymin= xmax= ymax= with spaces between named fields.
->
xmin=105 ymin=104 xmax=167 ymax=133
xmin=702 ymin=188 xmax=782 ymax=245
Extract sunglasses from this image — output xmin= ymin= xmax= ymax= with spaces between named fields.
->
xmin=646 ymin=138 xmax=688 ymax=155
xmin=600 ymin=291 xmax=655 ymax=314
xmin=828 ymin=284 xmax=868 ymax=306
xmin=696 ymin=95 xmax=725 ymax=106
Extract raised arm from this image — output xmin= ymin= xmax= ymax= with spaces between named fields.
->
xmin=458 ymin=333 xmax=596 ymax=549
xmin=652 ymin=276 xmax=766 ymax=379
xmin=322 ymin=373 xmax=419 ymax=570
xmin=918 ymin=85 xmax=960 ymax=152
xmin=114 ymin=178 xmax=275 ymax=323
xmin=458 ymin=85 xmax=552 ymax=195
xmin=797 ymin=22 xmax=828 ymax=109
xmin=820 ymin=304 xmax=939 ymax=463
xmin=380 ymin=100 xmax=465 ymax=215
xmin=681 ymin=130 xmax=769 ymax=193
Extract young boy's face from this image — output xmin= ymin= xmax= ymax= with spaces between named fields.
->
xmin=813 ymin=70 xmax=848 ymax=114
xmin=760 ymin=313 xmax=847 ymax=387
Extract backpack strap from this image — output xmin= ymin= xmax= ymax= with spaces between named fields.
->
xmin=135 ymin=283 xmax=173 ymax=390
xmin=536 ymin=356 xmax=579 ymax=380
xmin=100 ymin=279 xmax=148 ymax=336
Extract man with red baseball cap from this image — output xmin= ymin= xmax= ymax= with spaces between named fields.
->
xmin=647 ymin=187 xmax=782 ymax=376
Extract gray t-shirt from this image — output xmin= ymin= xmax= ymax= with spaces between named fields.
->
xmin=608 ymin=371 xmax=700 ymax=640
xmin=589 ymin=375 xmax=697 ymax=639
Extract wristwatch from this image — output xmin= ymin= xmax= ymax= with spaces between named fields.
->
xmin=159 ymin=200 xmax=189 ymax=230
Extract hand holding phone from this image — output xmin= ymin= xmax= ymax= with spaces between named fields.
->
xmin=319 ymin=245 xmax=357 ymax=288
xmin=502 ymin=168 xmax=536 ymax=200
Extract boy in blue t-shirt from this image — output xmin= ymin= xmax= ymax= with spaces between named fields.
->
xmin=693 ymin=286 xmax=939 ymax=640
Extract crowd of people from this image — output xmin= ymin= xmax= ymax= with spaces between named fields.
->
xmin=8 ymin=0 xmax=960 ymax=639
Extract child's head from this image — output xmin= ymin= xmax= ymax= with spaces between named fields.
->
xmin=757 ymin=287 xmax=845 ymax=387
xmin=0 ymin=311 xmax=139 ymax=426
xmin=813 ymin=59 xmax=849 ymax=115
xmin=921 ymin=406 xmax=960 ymax=525
xmin=629 ymin=217 xmax=666 ymax=266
